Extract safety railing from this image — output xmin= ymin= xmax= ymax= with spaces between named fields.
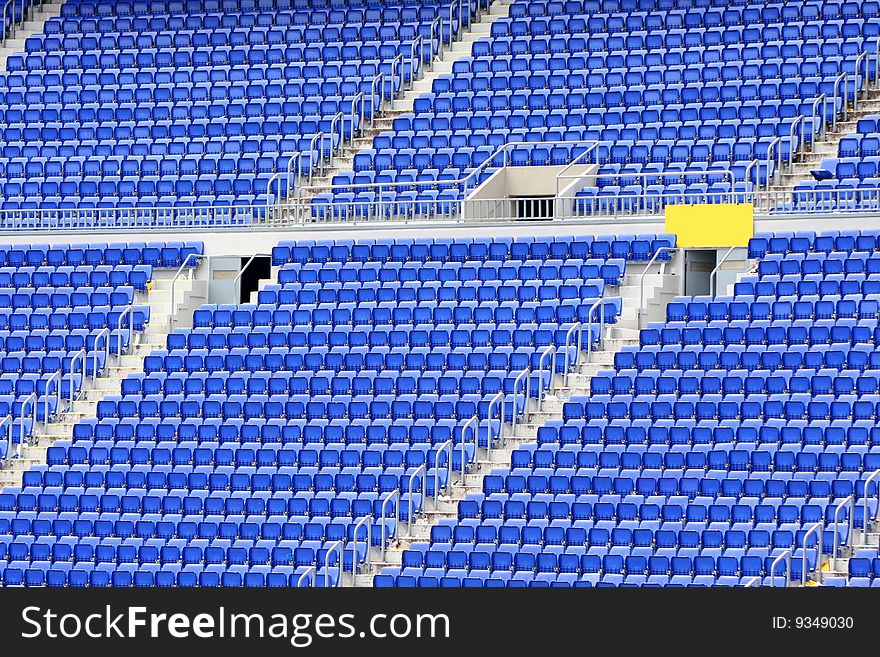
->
xmin=168 ymin=253 xmax=208 ymax=331
xmin=486 ymin=391 xmax=504 ymax=463
xmin=408 ymin=35 xmax=424 ymax=89
xmin=831 ymin=495 xmax=854 ymax=572
xmin=433 ymin=439 xmax=453 ymax=510
xmin=406 ymin=464 xmax=426 ymax=533
xmin=552 ymin=142 xmax=604 ymax=195
xmin=297 ymin=139 xmax=602 ymax=201
xmin=389 ymin=53 xmax=404 ymax=104
xmin=42 ymin=370 xmax=61 ymax=428
xmin=323 ymin=539 xmax=344 ymax=588
xmin=116 ymin=305 xmax=135 ymax=357
xmin=769 ymin=549 xmax=791 ymax=588
xmin=536 ymin=346 xmax=556 ymax=411
xmin=862 ymin=469 xmax=880 ymax=541
xmin=429 ymin=16 xmax=442 ymax=65
xmin=510 ymin=368 xmax=530 ymax=438
xmin=350 ymin=514 xmax=372 ymax=586
xmin=743 ymin=576 xmax=761 ymax=588
xmin=0 ymin=414 xmax=12 ymax=468
xmin=764 ymin=137 xmax=783 ymax=191
xmin=328 ymin=111 xmax=345 ymax=166
xmin=810 ymin=93 xmax=829 ymax=143
xmin=296 ymin=565 xmax=315 ymax=588
xmin=709 ymin=246 xmax=738 ymax=296
xmin=92 ymin=327 xmax=110 ymax=383
xmin=854 ymin=50 xmax=870 ymax=111
xmin=638 ymin=247 xmax=675 ymax=329
xmin=801 ymin=521 xmax=824 ymax=586
xmin=584 ymin=297 xmax=607 ymax=362
xmin=788 ymin=115 xmax=805 ymax=173
xmin=831 ymin=72 xmax=848 ymax=132
xmin=1 ymin=0 xmax=26 ymax=46
xmin=17 ymin=391 xmax=36 ymax=453
xmin=369 ymin=72 xmax=386 ymax=128
xmin=459 ymin=415 xmax=479 ymax=484
xmin=562 ymin=322 xmax=583 ymax=387
xmin=379 ymin=489 xmax=400 ymax=561
xmin=305 ymin=132 xmax=326 ymax=186
xmin=68 ymin=348 xmax=86 ymax=408
xmin=348 ymin=92 xmax=365 ymax=147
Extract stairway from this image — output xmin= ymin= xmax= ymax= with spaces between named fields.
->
xmin=345 ymin=268 xmax=673 ymax=587
xmin=767 ymin=88 xmax=880 ymax=195
xmin=0 ymin=1 xmax=64 ymax=71
xmin=291 ymin=0 xmax=514 ymax=207
xmin=0 ymin=271 xmax=199 ymax=490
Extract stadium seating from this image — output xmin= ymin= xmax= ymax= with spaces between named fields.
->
xmin=0 ymin=241 xmax=202 ymax=460
xmin=320 ymin=0 xmax=879 ymax=219
xmin=375 ymin=229 xmax=879 ymax=587
xmin=0 ymin=233 xmax=669 ymax=587
xmin=0 ymin=0 xmax=480 ymax=221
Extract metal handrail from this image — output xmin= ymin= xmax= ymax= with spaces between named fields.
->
xmin=232 ymin=253 xmax=270 ymax=305
xmin=116 ymin=305 xmax=134 ymax=357
xmin=328 ymin=111 xmax=344 ymax=165
xmin=511 ymin=368 xmax=530 ymax=438
xmin=769 ymin=549 xmax=791 ymax=588
xmin=854 ymin=50 xmax=869 ymax=111
xmin=299 ymin=139 xmax=601 ymax=197
xmin=801 ymin=521 xmax=824 ymax=585
xmin=0 ymin=414 xmax=12 ymax=467
xmin=486 ymin=390 xmax=504 ymax=463
xmin=68 ymin=348 xmax=86 ymax=408
xmin=638 ymin=247 xmax=675 ymax=329
xmin=409 ymin=35 xmax=424 ymax=88
xmin=810 ymin=93 xmax=828 ymax=142
xmin=350 ymin=514 xmax=372 ymax=585
xmin=323 ymin=539 xmax=344 ymax=588
xmin=832 ymin=495 xmax=854 ymax=572
xmin=537 ymin=346 xmax=556 ymax=411
xmin=42 ymin=370 xmax=62 ymax=427
xmin=831 ymin=72 xmax=848 ymax=131
xmin=788 ymin=115 xmax=805 ymax=173
xmin=390 ymin=53 xmax=404 ymax=102
xmin=285 ymin=152 xmax=303 ymax=199
xmin=305 ymin=132 xmax=324 ymax=186
xmin=764 ymin=136 xmax=782 ymax=191
xmin=369 ymin=72 xmax=385 ymax=127
xmin=16 ymin=391 xmax=36 ymax=453
xmin=585 ymin=297 xmax=606 ymax=362
xmin=296 ymin=565 xmax=315 ymax=588
xmin=743 ymin=158 xmax=760 ymax=190
xmin=406 ymin=464 xmax=426 ymax=532
xmin=349 ymin=92 xmax=365 ymax=147
xmin=92 ymin=327 xmax=110 ymax=383
xmin=459 ymin=415 xmax=478 ymax=481
xmin=429 ymin=16 xmax=442 ymax=63
xmin=562 ymin=322 xmax=583 ymax=387
xmin=709 ymin=246 xmax=738 ymax=296
xmin=433 ymin=439 xmax=453 ymax=510
xmin=862 ymin=469 xmax=880 ymax=540
xmin=554 ymin=142 xmax=603 ymax=195
xmin=168 ymin=252 xmax=207 ymax=331
xmin=379 ymin=489 xmax=400 ymax=561
xmin=743 ymin=576 xmax=761 ymax=588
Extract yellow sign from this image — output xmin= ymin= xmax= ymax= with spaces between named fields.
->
xmin=665 ymin=204 xmax=754 ymax=248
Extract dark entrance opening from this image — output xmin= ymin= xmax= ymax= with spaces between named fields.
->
xmin=516 ymin=196 xmax=554 ymax=220
xmin=238 ymin=255 xmax=272 ymax=303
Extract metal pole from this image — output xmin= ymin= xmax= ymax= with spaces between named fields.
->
xmin=323 ymin=539 xmax=344 ymax=588
xmin=379 ymin=489 xmax=400 ymax=561
xmin=511 ymin=368 xmax=529 ymax=439
xmin=350 ymin=514 xmax=372 ymax=586
xmin=832 ymin=495 xmax=854 ymax=572
xmin=459 ymin=416 xmax=478 ymax=482
xmin=486 ymin=391 xmax=504 ymax=464
xmin=537 ymin=346 xmax=555 ymax=411
xmin=232 ymin=253 xmax=270 ymax=305
xmin=562 ymin=322 xmax=582 ymax=387
xmin=296 ymin=565 xmax=315 ymax=588
xmin=770 ymin=549 xmax=791 ymax=588
xmin=709 ymin=246 xmax=737 ymax=296
xmin=406 ymin=464 xmax=425 ymax=532
xmin=169 ymin=253 xmax=205 ymax=331
xmin=801 ymin=521 xmax=824 ymax=585
xmin=433 ymin=439 xmax=453 ymax=509
xmin=638 ymin=247 xmax=674 ymax=329
xmin=862 ymin=469 xmax=880 ymax=541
